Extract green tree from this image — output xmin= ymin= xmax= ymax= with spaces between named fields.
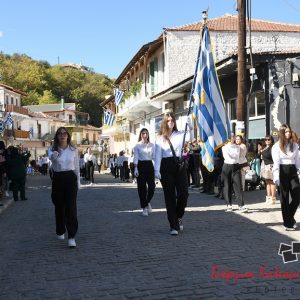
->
xmin=39 ymin=90 xmax=59 ymax=104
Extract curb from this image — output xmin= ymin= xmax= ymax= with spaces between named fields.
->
xmin=0 ymin=198 xmax=14 ymax=215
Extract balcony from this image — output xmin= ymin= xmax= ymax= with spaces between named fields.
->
xmin=5 ymin=104 xmax=29 ymax=116
xmin=117 ymin=83 xmax=161 ymax=120
xmin=4 ymin=129 xmax=30 ymax=139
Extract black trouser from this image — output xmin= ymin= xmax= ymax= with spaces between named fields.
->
xmin=160 ymin=157 xmax=189 ymax=231
xmin=123 ymin=161 xmax=130 ymax=180
xmin=221 ymin=163 xmax=244 ymax=206
xmin=51 ymin=171 xmax=78 ymax=238
xmin=137 ymin=160 xmax=155 ymax=208
xmin=12 ymin=177 xmax=26 ymax=201
xmin=279 ymin=164 xmax=300 ymax=228
xmin=86 ymin=161 xmax=94 ymax=183
xmin=114 ymin=166 xmax=119 ymax=178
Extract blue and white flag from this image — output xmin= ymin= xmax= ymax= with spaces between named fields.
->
xmin=103 ymin=110 xmax=115 ymax=126
xmin=114 ymin=88 xmax=124 ymax=106
xmin=192 ymin=26 xmax=231 ymax=172
xmin=5 ymin=112 xmax=13 ymax=126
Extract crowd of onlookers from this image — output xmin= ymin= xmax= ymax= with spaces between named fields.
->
xmin=0 ymin=141 xmax=31 ymax=203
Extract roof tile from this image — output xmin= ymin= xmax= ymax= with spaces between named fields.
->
xmin=165 ymin=14 xmax=300 ymax=32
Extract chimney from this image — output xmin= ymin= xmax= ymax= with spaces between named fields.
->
xmin=61 ymin=96 xmax=64 ymax=110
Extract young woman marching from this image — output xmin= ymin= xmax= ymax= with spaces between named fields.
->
xmin=49 ymin=127 xmax=80 ymax=248
xmin=221 ymin=133 xmax=247 ymax=212
xmin=272 ymin=124 xmax=300 ymax=231
xmin=154 ymin=113 xmax=192 ymax=235
xmin=133 ymin=128 xmax=155 ymax=217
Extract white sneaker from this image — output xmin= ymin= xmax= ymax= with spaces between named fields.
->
xmin=170 ymin=229 xmax=179 ymax=236
xmin=68 ymin=238 xmax=76 ymax=248
xmin=285 ymin=227 xmax=296 ymax=231
xmin=226 ymin=205 xmax=233 ymax=212
xmin=238 ymin=206 xmax=248 ymax=213
xmin=142 ymin=208 xmax=148 ymax=217
xmin=147 ymin=203 xmax=152 ymax=214
xmin=57 ymin=234 xmax=65 ymax=240
xmin=5 ymin=191 xmax=9 ymax=197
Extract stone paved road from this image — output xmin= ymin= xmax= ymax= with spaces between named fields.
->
xmin=1 ymin=173 xmax=300 ymax=299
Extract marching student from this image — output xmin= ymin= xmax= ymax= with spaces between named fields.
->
xmin=84 ymin=147 xmax=97 ymax=185
xmin=133 ymin=128 xmax=155 ymax=216
xmin=221 ymin=133 xmax=248 ymax=212
xmin=154 ymin=113 xmax=192 ymax=235
xmin=49 ymin=127 xmax=80 ymax=248
xmin=272 ymin=124 xmax=300 ymax=231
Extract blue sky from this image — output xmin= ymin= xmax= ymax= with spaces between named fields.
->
xmin=1 ymin=0 xmax=300 ymax=79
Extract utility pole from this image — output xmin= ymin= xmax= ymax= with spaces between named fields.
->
xmin=236 ymin=0 xmax=247 ymax=136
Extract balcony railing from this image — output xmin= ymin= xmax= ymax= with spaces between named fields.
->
xmin=4 ymin=129 xmax=30 ymax=139
xmin=5 ymin=104 xmax=29 ymax=115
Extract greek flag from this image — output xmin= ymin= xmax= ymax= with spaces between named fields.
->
xmin=192 ymin=26 xmax=231 ymax=172
xmin=5 ymin=112 xmax=13 ymax=126
xmin=114 ymin=88 xmax=124 ymax=106
xmin=103 ymin=110 xmax=115 ymax=126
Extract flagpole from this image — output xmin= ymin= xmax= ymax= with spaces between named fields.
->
xmin=180 ymin=10 xmax=208 ymax=157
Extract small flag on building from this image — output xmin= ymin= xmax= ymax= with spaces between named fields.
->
xmin=114 ymin=88 xmax=124 ymax=106
xmin=5 ymin=112 xmax=13 ymax=126
xmin=103 ymin=110 xmax=115 ymax=126
xmin=192 ymin=26 xmax=231 ymax=172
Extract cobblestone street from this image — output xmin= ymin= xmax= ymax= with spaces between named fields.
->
xmin=1 ymin=173 xmax=300 ymax=299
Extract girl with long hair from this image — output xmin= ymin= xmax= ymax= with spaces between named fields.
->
xmin=133 ymin=128 xmax=155 ymax=216
xmin=49 ymin=127 xmax=80 ymax=248
xmin=272 ymin=124 xmax=300 ymax=230
xmin=261 ymin=135 xmax=276 ymax=204
xmin=235 ymin=135 xmax=248 ymax=191
xmin=154 ymin=113 xmax=191 ymax=235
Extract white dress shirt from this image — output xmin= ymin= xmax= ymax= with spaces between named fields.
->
xmin=222 ymin=142 xmax=240 ymax=164
xmin=49 ymin=146 xmax=80 ymax=187
xmin=271 ymin=141 xmax=300 ymax=183
xmin=133 ymin=142 xmax=155 ymax=165
xmin=154 ymin=130 xmax=190 ymax=172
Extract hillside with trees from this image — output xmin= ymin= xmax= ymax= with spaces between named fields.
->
xmin=0 ymin=53 xmax=113 ymax=127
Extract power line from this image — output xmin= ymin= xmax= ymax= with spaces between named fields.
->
xmin=280 ymin=0 xmax=300 ymax=14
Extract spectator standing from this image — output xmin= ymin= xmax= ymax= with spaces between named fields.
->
xmin=261 ymin=135 xmax=276 ymax=204
xmin=6 ymin=147 xmax=30 ymax=201
xmin=235 ymin=135 xmax=248 ymax=191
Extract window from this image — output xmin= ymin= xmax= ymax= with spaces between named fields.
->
xmin=149 ymin=57 xmax=158 ymax=95
xmin=69 ymin=114 xmax=73 ymax=121
xmin=139 ymin=72 xmax=144 ymax=81
xmin=249 ymin=91 xmax=265 ymax=117
xmin=11 ymin=97 xmax=13 ymax=105
xmin=161 ymin=52 xmax=165 ymax=85
xmin=228 ymin=99 xmax=237 ymax=120
xmin=5 ymin=95 xmax=8 ymax=104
